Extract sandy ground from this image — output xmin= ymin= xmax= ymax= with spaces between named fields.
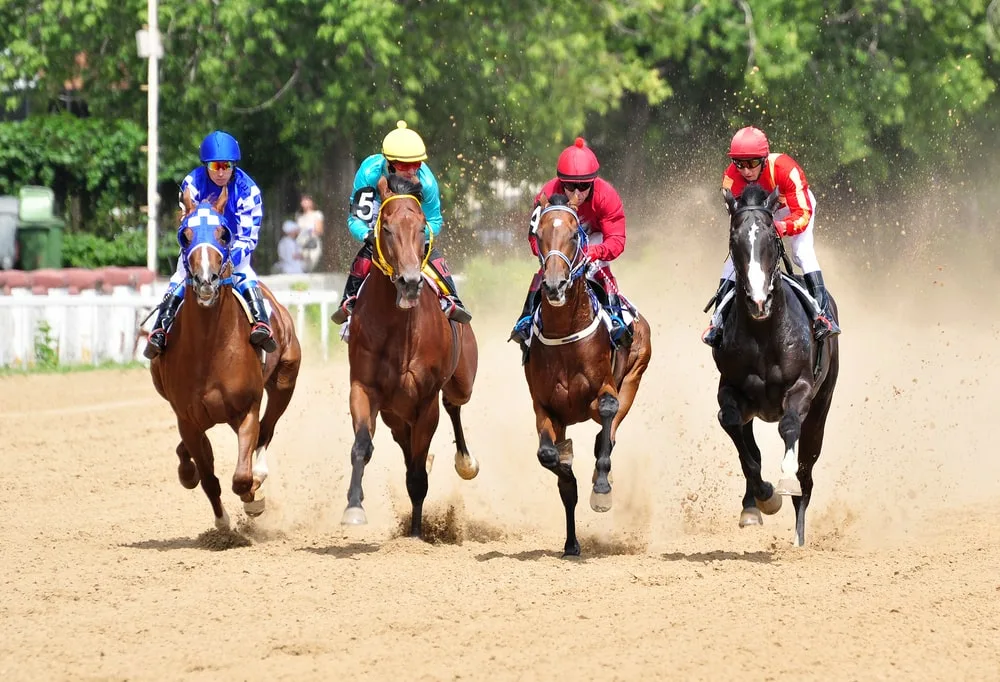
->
xmin=2 ymin=203 xmax=999 ymax=681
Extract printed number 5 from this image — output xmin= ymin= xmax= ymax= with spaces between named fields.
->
xmin=528 ymin=205 xmax=542 ymax=234
xmin=355 ymin=189 xmax=376 ymax=222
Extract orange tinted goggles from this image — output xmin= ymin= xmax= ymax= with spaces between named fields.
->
xmin=207 ymin=161 xmax=235 ymax=172
xmin=733 ymin=158 xmax=764 ymax=170
xmin=389 ymin=161 xmax=422 ymax=173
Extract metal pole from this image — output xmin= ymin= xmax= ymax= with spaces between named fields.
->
xmin=145 ymin=0 xmax=159 ymax=273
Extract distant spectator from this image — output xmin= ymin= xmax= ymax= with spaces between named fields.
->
xmin=295 ymin=194 xmax=324 ymax=272
xmin=274 ymin=220 xmax=305 ymax=274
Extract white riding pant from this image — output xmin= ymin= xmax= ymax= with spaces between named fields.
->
xmin=720 ymin=189 xmax=821 ymax=282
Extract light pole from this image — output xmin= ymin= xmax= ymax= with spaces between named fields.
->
xmin=136 ymin=0 xmax=161 ymax=274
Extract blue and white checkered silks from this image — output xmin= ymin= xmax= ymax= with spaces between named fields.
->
xmin=168 ymin=167 xmax=264 ymax=297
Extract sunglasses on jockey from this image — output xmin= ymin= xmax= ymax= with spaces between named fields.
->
xmin=732 ymin=157 xmax=765 ymax=170
xmin=388 ymin=160 xmax=422 ymax=174
xmin=206 ymin=161 xmax=235 ymax=172
xmin=562 ymin=181 xmax=593 ymax=193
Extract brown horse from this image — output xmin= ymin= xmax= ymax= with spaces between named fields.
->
xmin=150 ymin=188 xmax=301 ymax=530
xmin=341 ymin=174 xmax=479 ymax=538
xmin=524 ymin=193 xmax=652 ymax=556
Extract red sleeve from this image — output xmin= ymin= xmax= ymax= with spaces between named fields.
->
xmin=586 ymin=181 xmax=626 ymax=262
xmin=772 ymin=155 xmax=813 ymax=236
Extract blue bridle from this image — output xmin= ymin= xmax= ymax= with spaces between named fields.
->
xmin=178 ymin=204 xmax=235 ymax=286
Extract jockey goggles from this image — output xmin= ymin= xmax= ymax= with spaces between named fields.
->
xmin=732 ymin=157 xmax=765 ymax=170
xmin=389 ymin=161 xmax=422 ymax=174
xmin=207 ymin=161 xmax=235 ymax=172
xmin=562 ymin=181 xmax=593 ymax=193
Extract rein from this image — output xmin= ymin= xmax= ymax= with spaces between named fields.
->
xmin=372 ymin=194 xmax=433 ymax=278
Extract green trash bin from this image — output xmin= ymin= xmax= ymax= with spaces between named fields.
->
xmin=16 ymin=218 xmax=64 ymax=270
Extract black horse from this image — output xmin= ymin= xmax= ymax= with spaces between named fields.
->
xmin=712 ymin=183 xmax=840 ymax=547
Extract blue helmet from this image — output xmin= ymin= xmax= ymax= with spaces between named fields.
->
xmin=199 ymin=131 xmax=241 ymax=163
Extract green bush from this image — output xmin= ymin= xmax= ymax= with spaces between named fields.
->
xmin=62 ymin=229 xmax=146 ymax=268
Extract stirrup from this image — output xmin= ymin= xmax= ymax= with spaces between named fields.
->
xmin=440 ymin=296 xmax=472 ymax=324
xmin=813 ymin=315 xmax=841 ymax=341
xmin=331 ymin=297 xmax=356 ymax=324
xmin=701 ymin=324 xmax=722 ymax=348
xmin=143 ymin=329 xmax=166 ymax=359
xmin=509 ymin=316 xmax=532 ymax=343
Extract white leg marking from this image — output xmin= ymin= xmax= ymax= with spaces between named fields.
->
xmin=781 ymin=445 xmax=799 ymax=478
xmin=215 ymin=506 xmax=231 ymax=530
xmin=252 ymin=446 xmax=269 ymax=484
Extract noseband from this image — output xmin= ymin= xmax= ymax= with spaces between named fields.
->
xmin=537 ymin=205 xmax=589 ymax=281
xmin=372 ymin=193 xmax=432 ymax=280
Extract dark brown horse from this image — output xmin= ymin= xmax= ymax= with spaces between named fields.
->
xmin=341 ymin=174 xmax=479 ymax=537
xmin=523 ymin=193 xmax=652 ymax=556
xmin=713 ymin=184 xmax=839 ymax=546
xmin=150 ymin=188 xmax=301 ymax=530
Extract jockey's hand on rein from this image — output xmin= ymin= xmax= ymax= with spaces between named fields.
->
xmin=774 ymin=220 xmax=788 ymax=237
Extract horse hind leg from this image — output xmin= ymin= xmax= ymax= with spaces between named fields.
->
xmin=789 ymin=388 xmax=834 ymax=546
xmin=245 ymin=358 xmax=301 ymax=517
xmin=442 ymin=396 xmax=478 ymax=480
xmin=590 ymin=391 xmax=619 ymax=513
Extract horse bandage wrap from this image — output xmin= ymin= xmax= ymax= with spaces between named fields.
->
xmin=372 ymin=194 xmax=433 ymax=278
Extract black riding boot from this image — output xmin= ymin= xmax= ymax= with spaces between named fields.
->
xmin=803 ymin=271 xmax=842 ymax=342
xmin=143 ymin=292 xmax=183 ymax=359
xmin=701 ymin=278 xmax=736 ymax=348
xmin=243 ymin=285 xmax=278 ymax=353
xmin=428 ymin=249 xmax=472 ymax=323
xmin=607 ymin=293 xmax=633 ymax=347
xmin=332 ymin=240 xmax=374 ymax=324
xmin=509 ymin=287 xmax=540 ymax=345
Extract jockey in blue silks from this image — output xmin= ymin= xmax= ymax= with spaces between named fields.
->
xmin=330 ymin=120 xmax=471 ymax=325
xmin=143 ymin=130 xmax=277 ymax=359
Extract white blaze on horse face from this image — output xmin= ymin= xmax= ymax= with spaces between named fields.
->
xmin=198 ymin=245 xmax=213 ymax=283
xmin=746 ymin=222 xmax=768 ymax=305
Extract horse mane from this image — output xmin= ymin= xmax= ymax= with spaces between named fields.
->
xmin=387 ymin=174 xmax=424 ymax=202
xmin=739 ymin=183 xmax=769 ymax=207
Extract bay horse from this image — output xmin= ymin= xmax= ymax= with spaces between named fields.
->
xmin=713 ymin=183 xmax=839 ymax=546
xmin=150 ymin=188 xmax=301 ymax=530
xmin=341 ymin=174 xmax=479 ymax=538
xmin=524 ymin=193 xmax=652 ymax=556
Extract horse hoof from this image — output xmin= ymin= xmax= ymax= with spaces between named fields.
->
xmin=756 ymin=491 xmax=783 ymax=515
xmin=214 ymin=508 xmax=231 ymax=530
xmin=590 ymin=490 xmax=613 ymax=513
xmin=243 ymin=496 xmax=265 ymax=517
xmin=775 ymin=477 xmax=802 ymax=497
xmin=341 ymin=506 xmax=368 ymax=526
xmin=455 ymin=453 xmax=479 ymax=480
xmin=739 ymin=508 xmax=763 ymax=527
xmin=425 ymin=453 xmax=435 ymax=475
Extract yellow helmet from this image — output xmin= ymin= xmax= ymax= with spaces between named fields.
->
xmin=381 ymin=120 xmax=428 ymax=163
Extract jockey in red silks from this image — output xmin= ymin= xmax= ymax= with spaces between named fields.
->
xmin=509 ymin=137 xmax=631 ymax=349
xmin=702 ymin=126 xmax=842 ymax=348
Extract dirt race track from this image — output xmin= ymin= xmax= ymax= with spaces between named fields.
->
xmin=2 ymin=214 xmax=999 ymax=681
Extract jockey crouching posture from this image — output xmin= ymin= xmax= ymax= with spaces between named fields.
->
xmin=331 ymin=120 xmax=471 ymax=325
xmin=143 ymin=130 xmax=277 ymax=359
xmin=702 ymin=126 xmax=842 ymax=347
xmin=509 ymin=137 xmax=632 ymax=355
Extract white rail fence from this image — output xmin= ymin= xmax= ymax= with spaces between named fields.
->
xmin=0 ymin=281 xmax=341 ymax=368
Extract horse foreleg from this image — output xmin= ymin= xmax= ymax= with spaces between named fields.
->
xmin=718 ymin=385 xmax=780 ymax=522
xmin=443 ymin=396 xmax=478 ymax=480
xmin=535 ymin=411 xmax=578 ymax=556
xmin=175 ymin=441 xmax=199 ymax=489
xmin=405 ymin=400 xmax=440 ymax=538
xmin=738 ymin=422 xmax=767 ymax=527
xmin=343 ymin=384 xmax=377 ymax=526
xmin=777 ymin=379 xmax=814 ymax=498
xmin=230 ymin=406 xmax=261 ymax=500
xmin=590 ymin=389 xmax=619 ymax=513
xmin=789 ymin=383 xmax=835 ymax=547
xmin=178 ymin=421 xmax=228 ymax=530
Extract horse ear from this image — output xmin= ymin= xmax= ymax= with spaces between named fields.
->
xmin=377 ymin=175 xmax=391 ymax=200
xmin=765 ymin=188 xmax=781 ymax=213
xmin=722 ymin=188 xmax=737 ymax=216
xmin=538 ymin=193 xmax=550 ymax=209
xmin=213 ymin=185 xmax=228 ymax=215
xmin=179 ymin=227 xmax=193 ymax=250
xmin=181 ymin=187 xmax=196 ymax=214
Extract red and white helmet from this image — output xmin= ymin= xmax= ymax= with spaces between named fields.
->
xmin=729 ymin=126 xmax=770 ymax=159
xmin=556 ymin=137 xmax=600 ymax=181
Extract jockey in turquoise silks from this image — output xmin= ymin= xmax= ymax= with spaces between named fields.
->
xmin=330 ymin=120 xmax=471 ymax=325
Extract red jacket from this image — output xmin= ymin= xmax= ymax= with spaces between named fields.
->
xmin=722 ymin=153 xmax=814 ymax=236
xmin=528 ymin=177 xmax=626 ymax=262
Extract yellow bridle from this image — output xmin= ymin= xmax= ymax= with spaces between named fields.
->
xmin=372 ymin=194 xmax=433 ymax=278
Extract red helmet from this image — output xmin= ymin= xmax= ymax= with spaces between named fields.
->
xmin=556 ymin=137 xmax=600 ymax=181
xmin=729 ymin=126 xmax=769 ymax=159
